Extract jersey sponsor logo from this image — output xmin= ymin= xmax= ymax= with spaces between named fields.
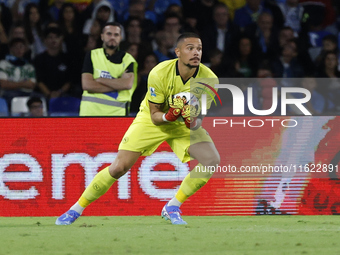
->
xmin=150 ymin=87 xmax=156 ymax=97
xmin=100 ymin=71 xmax=113 ymax=79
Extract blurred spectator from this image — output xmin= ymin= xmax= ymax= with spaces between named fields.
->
xmin=181 ymin=10 xmax=200 ymax=34
xmin=285 ymin=76 xmax=327 ymax=115
xmin=120 ymin=16 xmax=153 ymax=62
xmin=234 ymin=0 xmax=271 ymax=30
xmin=277 ymin=0 xmax=304 ymax=35
xmin=208 ymin=48 xmax=223 ymax=74
xmin=162 ymin=14 xmax=182 ymax=52
xmin=48 ymin=0 xmax=66 ymax=22
xmin=26 ymin=96 xmax=43 ymax=116
xmin=315 ymin=51 xmax=340 ymax=111
xmin=59 ymin=2 xmax=83 ymax=98
xmin=256 ymin=60 xmax=279 ymax=113
xmin=130 ymin=52 xmax=158 ymax=113
xmin=316 ymin=51 xmax=340 ymax=78
xmin=217 ymin=35 xmax=259 ymax=77
xmin=23 ymin=3 xmax=45 ymax=61
xmin=191 ymin=0 xmax=217 ymax=33
xmin=125 ymin=0 xmax=157 ymax=23
xmin=123 ymin=0 xmax=157 ymax=40
xmin=82 ymin=0 xmax=114 ymax=35
xmin=79 ymin=0 xmax=102 ymax=28
xmin=277 ymin=27 xmax=314 ymax=74
xmin=59 ymin=3 xmax=82 ymax=56
xmin=312 ymin=34 xmax=337 ymax=67
xmin=153 ymin=30 xmax=176 ymax=62
xmin=147 ymin=0 xmax=182 ymax=25
xmin=34 ymin=27 xmax=71 ymax=99
xmin=0 ymin=37 xmax=36 ymax=107
xmin=278 ymin=26 xmax=294 ymax=50
xmin=124 ymin=42 xmax=139 ymax=61
xmin=82 ymin=18 xmax=104 ymax=52
xmin=8 ymin=21 xmax=25 ymax=41
xmin=164 ymin=3 xmax=183 ymax=20
xmin=218 ymin=0 xmax=246 ymax=21
xmin=298 ymin=76 xmax=325 ymax=115
xmin=185 ymin=20 xmax=201 ymax=36
xmin=263 ymin=0 xmax=285 ymax=29
xmin=7 ymin=21 xmax=32 ymax=60
xmin=270 ymin=40 xmax=304 ymax=78
xmin=201 ymin=3 xmax=240 ymax=62
xmin=234 ymin=36 xmax=258 ymax=77
xmin=244 ymin=11 xmax=279 ymax=60
xmin=7 ymin=0 xmax=40 ymax=22
xmin=123 ymin=17 xmax=143 ymax=45
xmin=107 ymin=0 xmax=129 ymax=23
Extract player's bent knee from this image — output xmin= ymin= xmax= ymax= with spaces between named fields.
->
xmin=108 ymin=164 xmax=129 ymax=179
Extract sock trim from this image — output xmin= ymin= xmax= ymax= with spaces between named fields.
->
xmin=175 ymin=189 xmax=189 ymax=203
xmin=78 ymin=196 xmax=92 ymax=208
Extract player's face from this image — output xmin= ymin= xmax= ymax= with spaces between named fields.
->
xmin=176 ymin=38 xmax=202 ymax=68
xmin=101 ymin=25 xmax=121 ymax=50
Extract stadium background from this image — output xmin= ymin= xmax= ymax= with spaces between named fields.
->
xmin=1 ymin=116 xmax=339 ymax=217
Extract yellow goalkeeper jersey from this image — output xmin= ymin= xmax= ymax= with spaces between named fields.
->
xmin=136 ymin=59 xmax=218 ymax=122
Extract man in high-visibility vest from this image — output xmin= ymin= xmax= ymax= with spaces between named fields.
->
xmin=79 ymin=21 xmax=137 ymax=116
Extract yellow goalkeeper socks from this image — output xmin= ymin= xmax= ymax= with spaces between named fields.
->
xmin=172 ymin=163 xmax=211 ymax=205
xmin=78 ymin=167 xmax=117 ymax=208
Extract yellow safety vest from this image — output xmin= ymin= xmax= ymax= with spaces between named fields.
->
xmin=80 ymin=49 xmax=137 ymax=116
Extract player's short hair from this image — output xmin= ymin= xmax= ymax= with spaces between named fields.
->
xmin=102 ymin=22 xmax=123 ymax=34
xmin=176 ymin=33 xmax=200 ymax=47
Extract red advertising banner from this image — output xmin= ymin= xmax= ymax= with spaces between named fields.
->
xmin=0 ymin=117 xmax=339 ymax=216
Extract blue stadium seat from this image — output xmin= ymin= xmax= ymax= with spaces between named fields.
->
xmin=49 ymin=97 xmax=81 ymax=116
xmin=0 ymin=97 xmax=9 ymax=116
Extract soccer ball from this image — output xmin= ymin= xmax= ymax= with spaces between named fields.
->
xmin=172 ymin=92 xmax=201 ymax=116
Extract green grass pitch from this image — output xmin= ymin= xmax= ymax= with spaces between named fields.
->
xmin=0 ymin=216 xmax=339 ymax=255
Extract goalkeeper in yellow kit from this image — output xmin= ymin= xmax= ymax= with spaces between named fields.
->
xmin=56 ymin=33 xmax=220 ymax=225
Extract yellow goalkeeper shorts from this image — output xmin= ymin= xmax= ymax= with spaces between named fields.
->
xmin=118 ymin=117 xmax=213 ymax=163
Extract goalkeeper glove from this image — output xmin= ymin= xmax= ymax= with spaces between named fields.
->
xmin=163 ymin=95 xmax=185 ymax=122
xmin=181 ymin=104 xmax=199 ymax=129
